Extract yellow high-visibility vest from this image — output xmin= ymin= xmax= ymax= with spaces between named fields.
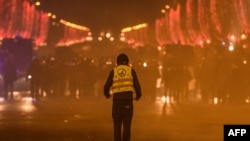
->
xmin=111 ymin=65 xmax=134 ymax=93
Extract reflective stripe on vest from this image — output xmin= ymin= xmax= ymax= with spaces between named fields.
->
xmin=111 ymin=65 xmax=134 ymax=93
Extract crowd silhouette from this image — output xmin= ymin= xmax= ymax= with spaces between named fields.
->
xmin=1 ymin=42 xmax=249 ymax=105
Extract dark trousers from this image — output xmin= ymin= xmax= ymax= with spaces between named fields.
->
xmin=112 ymin=101 xmax=133 ymax=141
xmin=30 ymin=80 xmax=40 ymax=99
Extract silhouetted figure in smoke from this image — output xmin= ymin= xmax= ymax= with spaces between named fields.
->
xmin=80 ymin=58 xmax=98 ymax=99
xmin=176 ymin=66 xmax=192 ymax=103
xmin=68 ymin=58 xmax=81 ymax=99
xmin=2 ymin=58 xmax=17 ymax=100
xmin=139 ymin=60 xmax=160 ymax=102
xmin=27 ymin=58 xmax=41 ymax=100
xmin=104 ymin=53 xmax=142 ymax=141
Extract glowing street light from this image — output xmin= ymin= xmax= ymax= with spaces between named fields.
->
xmin=35 ymin=1 xmax=41 ymax=6
xmin=98 ymin=37 xmax=103 ymax=41
xmin=106 ymin=32 xmax=111 ymax=38
xmin=230 ymin=35 xmax=236 ymax=42
xmin=120 ymin=36 xmax=126 ymax=42
xmin=243 ymin=60 xmax=247 ymax=65
xmin=110 ymin=37 xmax=114 ymax=41
xmin=161 ymin=9 xmax=166 ymax=13
xmin=165 ymin=5 xmax=170 ymax=10
xmin=229 ymin=45 xmax=234 ymax=51
xmin=52 ymin=14 xmax=57 ymax=19
xmin=241 ymin=34 xmax=247 ymax=40
xmin=47 ymin=12 xmax=52 ymax=17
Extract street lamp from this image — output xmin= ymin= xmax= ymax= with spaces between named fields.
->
xmin=106 ymin=32 xmax=111 ymax=38
xmin=35 ymin=1 xmax=41 ymax=6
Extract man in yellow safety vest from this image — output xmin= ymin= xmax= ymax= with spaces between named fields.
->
xmin=104 ymin=53 xmax=142 ymax=141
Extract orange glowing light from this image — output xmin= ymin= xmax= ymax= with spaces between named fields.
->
xmin=241 ymin=34 xmax=247 ymax=40
xmin=229 ymin=45 xmax=234 ymax=51
xmin=161 ymin=9 xmax=166 ymax=13
xmin=35 ymin=1 xmax=41 ymax=6
xmin=121 ymin=23 xmax=148 ymax=33
xmin=60 ymin=19 xmax=90 ymax=31
xmin=165 ymin=5 xmax=170 ymax=9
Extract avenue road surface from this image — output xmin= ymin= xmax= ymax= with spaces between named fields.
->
xmin=0 ymin=91 xmax=249 ymax=141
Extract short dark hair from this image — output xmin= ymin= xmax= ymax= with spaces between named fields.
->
xmin=117 ymin=53 xmax=129 ymax=65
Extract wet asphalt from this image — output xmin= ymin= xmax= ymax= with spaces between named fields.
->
xmin=0 ymin=91 xmax=250 ymax=141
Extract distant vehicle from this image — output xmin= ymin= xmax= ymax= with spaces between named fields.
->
xmin=0 ymin=37 xmax=34 ymax=77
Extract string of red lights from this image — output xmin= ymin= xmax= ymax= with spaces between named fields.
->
xmin=155 ymin=0 xmax=250 ymax=47
xmin=1 ymin=0 xmax=250 ymax=48
xmin=121 ymin=23 xmax=149 ymax=48
xmin=56 ymin=19 xmax=90 ymax=47
xmin=0 ymin=0 xmax=50 ymax=46
xmin=0 ymin=0 xmax=91 ymax=47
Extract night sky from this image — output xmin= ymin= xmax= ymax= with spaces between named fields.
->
xmin=39 ymin=0 xmax=166 ymax=36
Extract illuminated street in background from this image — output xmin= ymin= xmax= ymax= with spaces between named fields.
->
xmin=1 ymin=0 xmax=250 ymax=140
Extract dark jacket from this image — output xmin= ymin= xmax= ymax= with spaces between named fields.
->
xmin=104 ymin=65 xmax=141 ymax=101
